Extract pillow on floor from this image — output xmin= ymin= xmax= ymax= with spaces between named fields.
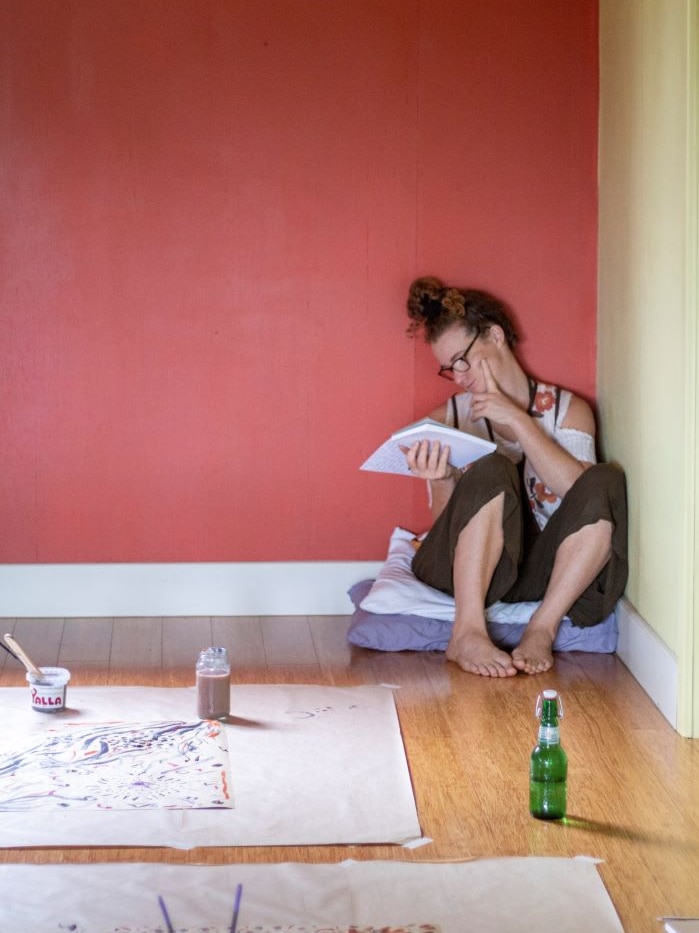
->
xmin=359 ymin=527 xmax=540 ymax=622
xmin=348 ymin=579 xmax=618 ymax=653
xmin=347 ymin=527 xmax=618 ymax=654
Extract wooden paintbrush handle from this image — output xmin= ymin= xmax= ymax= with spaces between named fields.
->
xmin=3 ymin=633 xmax=45 ymax=679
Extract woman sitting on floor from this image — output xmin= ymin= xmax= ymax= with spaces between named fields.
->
xmin=404 ymin=277 xmax=628 ymax=678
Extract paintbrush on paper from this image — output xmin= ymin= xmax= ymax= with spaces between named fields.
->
xmin=157 ymin=895 xmax=175 ymax=933
xmin=3 ymin=633 xmax=46 ymax=681
xmin=230 ymin=883 xmax=243 ymax=933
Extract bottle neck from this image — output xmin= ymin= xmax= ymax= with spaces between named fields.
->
xmin=537 ymin=723 xmax=560 ymax=745
xmin=538 ymin=698 xmax=560 ymax=744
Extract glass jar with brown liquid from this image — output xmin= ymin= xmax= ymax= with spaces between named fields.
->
xmin=195 ymin=646 xmax=230 ymax=720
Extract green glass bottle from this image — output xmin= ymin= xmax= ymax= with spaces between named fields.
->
xmin=529 ymin=689 xmax=567 ymax=821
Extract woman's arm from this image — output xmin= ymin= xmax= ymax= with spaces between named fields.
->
xmin=470 ymin=360 xmax=595 ymax=498
xmin=403 ymin=400 xmax=461 ymax=521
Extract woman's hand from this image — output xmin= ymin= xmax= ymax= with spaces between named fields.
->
xmin=470 ymin=359 xmax=525 ymax=428
xmin=401 ymin=439 xmax=460 ymax=482
xmin=471 ymin=358 xmax=594 ymax=498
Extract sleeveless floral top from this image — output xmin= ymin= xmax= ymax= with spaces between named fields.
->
xmin=445 ymin=381 xmax=596 ymax=530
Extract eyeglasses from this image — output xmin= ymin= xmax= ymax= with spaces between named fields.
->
xmin=437 ymin=330 xmax=481 ymax=380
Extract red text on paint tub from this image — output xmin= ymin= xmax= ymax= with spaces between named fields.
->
xmin=26 ymin=666 xmax=71 ymax=712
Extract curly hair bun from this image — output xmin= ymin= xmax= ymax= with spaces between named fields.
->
xmin=405 ymin=276 xmax=517 ymax=346
xmin=406 ymin=277 xmax=445 ymax=325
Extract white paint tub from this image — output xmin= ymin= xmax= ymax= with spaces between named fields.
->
xmin=26 ymin=666 xmax=71 ymax=712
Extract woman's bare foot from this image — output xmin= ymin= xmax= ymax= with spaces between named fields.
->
xmin=511 ymin=627 xmax=555 ymax=674
xmin=446 ymin=631 xmax=517 ymax=677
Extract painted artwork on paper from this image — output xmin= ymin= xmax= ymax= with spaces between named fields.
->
xmin=56 ymin=924 xmax=441 ymax=932
xmin=0 ymin=720 xmax=231 ymax=811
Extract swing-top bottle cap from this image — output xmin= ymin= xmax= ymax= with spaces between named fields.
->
xmin=536 ymin=689 xmax=563 ymax=719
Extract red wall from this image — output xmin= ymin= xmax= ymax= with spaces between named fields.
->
xmin=0 ymin=0 xmax=598 ymax=563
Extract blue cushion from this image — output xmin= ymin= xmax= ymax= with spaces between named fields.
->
xmin=347 ymin=579 xmax=618 ymax=654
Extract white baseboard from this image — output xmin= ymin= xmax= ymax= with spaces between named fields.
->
xmin=0 ymin=566 xmax=680 ymax=727
xmin=615 ymin=597 xmax=678 ymax=729
xmin=0 ymin=561 xmax=384 ymax=618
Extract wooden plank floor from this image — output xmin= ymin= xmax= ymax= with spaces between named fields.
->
xmin=1 ymin=614 xmax=698 ymax=933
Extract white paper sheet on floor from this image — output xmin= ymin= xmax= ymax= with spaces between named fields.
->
xmin=0 ymin=858 xmax=625 ymax=933
xmin=0 ymin=684 xmax=421 ymax=847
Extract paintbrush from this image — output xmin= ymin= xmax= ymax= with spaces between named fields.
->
xmin=230 ymin=883 xmax=243 ymax=933
xmin=157 ymin=895 xmax=175 ymax=933
xmin=3 ymin=633 xmax=46 ymax=681
xmin=0 ymin=640 xmax=20 ymax=664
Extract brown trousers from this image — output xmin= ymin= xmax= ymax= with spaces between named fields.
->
xmin=411 ymin=453 xmax=628 ymax=627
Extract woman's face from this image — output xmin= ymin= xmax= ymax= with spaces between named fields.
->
xmin=431 ymin=323 xmax=497 ymax=394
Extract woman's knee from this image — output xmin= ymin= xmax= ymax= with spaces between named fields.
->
xmin=572 ymin=462 xmax=625 ymax=500
xmin=565 ymin=462 xmax=627 ymax=525
xmin=447 ymin=453 xmax=521 ymax=542
xmin=458 ymin=451 xmax=519 ymax=493
xmin=444 ymin=453 xmax=520 ymax=528
xmin=588 ymin=461 xmax=625 ymax=487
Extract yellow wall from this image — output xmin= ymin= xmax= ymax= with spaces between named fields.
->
xmin=598 ymin=0 xmax=697 ymax=729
